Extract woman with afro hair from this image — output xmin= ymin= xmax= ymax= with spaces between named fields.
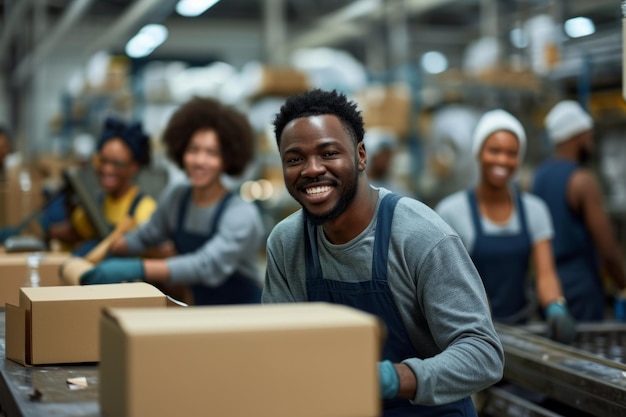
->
xmin=80 ymin=97 xmax=265 ymax=305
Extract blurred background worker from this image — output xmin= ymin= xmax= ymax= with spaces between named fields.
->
xmin=44 ymin=117 xmax=156 ymax=255
xmin=532 ymin=101 xmax=626 ymax=321
xmin=80 ymin=97 xmax=265 ymax=306
xmin=363 ymin=127 xmax=412 ymax=197
xmin=436 ymin=109 xmax=575 ymax=343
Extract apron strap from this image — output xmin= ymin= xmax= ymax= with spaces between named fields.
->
xmin=209 ymin=192 xmax=234 ymax=234
xmin=127 ymin=192 xmax=145 ymax=217
xmin=304 ymin=215 xmax=322 ymax=281
xmin=372 ymin=193 xmax=402 ymax=281
xmin=176 ymin=187 xmax=192 ymax=231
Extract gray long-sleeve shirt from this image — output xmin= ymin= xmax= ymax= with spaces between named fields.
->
xmin=262 ymin=187 xmax=504 ymax=405
xmin=125 ymin=184 xmax=265 ymax=286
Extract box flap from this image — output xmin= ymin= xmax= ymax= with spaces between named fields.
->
xmin=20 ymin=282 xmax=164 ymax=302
xmin=5 ymin=303 xmax=27 ymax=366
xmin=104 ymin=302 xmax=380 ymax=335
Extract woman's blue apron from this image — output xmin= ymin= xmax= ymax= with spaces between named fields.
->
xmin=172 ymin=187 xmax=261 ymax=305
xmin=467 ymin=188 xmax=531 ymax=323
xmin=73 ymin=192 xmax=144 ymax=256
xmin=304 ymin=193 xmax=476 ymax=417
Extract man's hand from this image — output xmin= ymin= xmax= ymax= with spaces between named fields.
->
xmin=79 ymin=258 xmax=144 ymax=285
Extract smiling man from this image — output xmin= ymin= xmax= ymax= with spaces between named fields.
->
xmin=262 ymin=89 xmax=504 ymax=416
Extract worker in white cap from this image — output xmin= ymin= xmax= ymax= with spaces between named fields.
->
xmin=437 ymin=109 xmax=576 ymax=342
xmin=532 ymin=100 xmax=626 ymax=321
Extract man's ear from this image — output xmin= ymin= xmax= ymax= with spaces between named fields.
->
xmin=358 ymin=141 xmax=367 ymax=172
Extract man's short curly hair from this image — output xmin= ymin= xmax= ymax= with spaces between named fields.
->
xmin=162 ymin=97 xmax=255 ymax=176
xmin=273 ymin=89 xmax=365 ymax=148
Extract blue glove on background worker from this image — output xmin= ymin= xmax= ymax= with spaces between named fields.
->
xmin=378 ymin=360 xmax=400 ymax=399
xmin=80 ymin=258 xmax=144 ymax=285
xmin=545 ymin=301 xmax=576 ymax=344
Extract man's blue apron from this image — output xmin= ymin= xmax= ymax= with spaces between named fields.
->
xmin=73 ymin=192 xmax=145 ymax=256
xmin=304 ymin=193 xmax=476 ymax=417
xmin=172 ymin=187 xmax=261 ymax=305
xmin=467 ymin=188 xmax=531 ymax=323
xmin=532 ymin=159 xmax=604 ymax=321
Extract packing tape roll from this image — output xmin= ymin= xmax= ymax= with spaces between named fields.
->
xmin=59 ymin=257 xmax=94 ymax=286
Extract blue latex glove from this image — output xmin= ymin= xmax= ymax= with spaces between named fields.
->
xmin=614 ymin=289 xmax=626 ymax=321
xmin=545 ymin=301 xmax=576 ymax=344
xmin=378 ymin=360 xmax=399 ymax=400
xmin=79 ymin=258 xmax=144 ymax=285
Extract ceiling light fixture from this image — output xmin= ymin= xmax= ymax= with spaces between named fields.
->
xmin=564 ymin=16 xmax=595 ymax=38
xmin=176 ymin=0 xmax=221 ymax=17
xmin=421 ymin=51 xmax=448 ymax=74
xmin=125 ymin=24 xmax=169 ymax=59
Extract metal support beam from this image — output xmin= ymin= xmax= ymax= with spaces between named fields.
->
xmin=0 ymin=0 xmax=33 ymax=63
xmin=13 ymin=0 xmax=96 ymax=86
xmin=287 ymin=0 xmax=458 ymax=52
xmin=264 ymin=0 xmax=287 ymax=65
xmin=82 ymin=0 xmax=166 ymax=62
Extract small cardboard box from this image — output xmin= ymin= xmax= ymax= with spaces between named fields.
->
xmin=0 ymin=252 xmax=69 ymax=307
xmin=5 ymin=282 xmax=167 ymax=366
xmin=100 ymin=302 xmax=382 ymax=417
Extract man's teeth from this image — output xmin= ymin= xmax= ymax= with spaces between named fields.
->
xmin=305 ymin=185 xmax=331 ymax=195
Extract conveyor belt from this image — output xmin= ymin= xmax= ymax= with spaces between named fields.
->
xmin=495 ymin=322 xmax=626 ymax=417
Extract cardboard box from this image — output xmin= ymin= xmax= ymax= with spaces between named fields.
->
xmin=100 ymin=302 xmax=382 ymax=417
xmin=247 ymin=65 xmax=310 ymax=101
xmin=0 ymin=252 xmax=70 ymax=307
xmin=354 ymin=84 xmax=412 ymax=139
xmin=5 ymin=282 xmax=166 ymax=366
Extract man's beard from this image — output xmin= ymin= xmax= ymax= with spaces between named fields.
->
xmin=301 ymin=171 xmax=359 ymax=226
xmin=578 ymin=147 xmax=592 ymax=165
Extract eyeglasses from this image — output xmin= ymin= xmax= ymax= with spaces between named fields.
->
xmin=93 ymin=155 xmax=133 ymax=170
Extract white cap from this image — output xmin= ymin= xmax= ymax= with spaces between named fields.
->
xmin=545 ymin=100 xmax=593 ymax=144
xmin=472 ymin=109 xmax=526 ymax=160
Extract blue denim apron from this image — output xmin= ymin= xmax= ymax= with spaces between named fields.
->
xmin=173 ymin=187 xmax=261 ymax=305
xmin=304 ymin=193 xmax=476 ymax=417
xmin=532 ymin=159 xmax=604 ymax=321
xmin=73 ymin=192 xmax=145 ymax=256
xmin=467 ymin=188 xmax=531 ymax=323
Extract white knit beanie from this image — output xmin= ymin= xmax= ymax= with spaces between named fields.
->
xmin=472 ymin=109 xmax=526 ymax=160
xmin=545 ymin=100 xmax=593 ymax=144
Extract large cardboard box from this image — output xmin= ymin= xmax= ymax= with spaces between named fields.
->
xmin=100 ymin=302 xmax=382 ymax=417
xmin=5 ymin=282 xmax=167 ymax=366
xmin=0 ymin=252 xmax=69 ymax=307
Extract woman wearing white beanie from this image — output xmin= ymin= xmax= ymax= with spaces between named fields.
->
xmin=436 ymin=109 xmax=575 ymax=342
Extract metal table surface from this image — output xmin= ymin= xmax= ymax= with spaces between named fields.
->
xmin=0 ymin=308 xmax=101 ymax=417
xmin=495 ymin=322 xmax=626 ymax=417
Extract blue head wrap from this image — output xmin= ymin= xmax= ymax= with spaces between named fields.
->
xmin=97 ymin=117 xmax=150 ymax=164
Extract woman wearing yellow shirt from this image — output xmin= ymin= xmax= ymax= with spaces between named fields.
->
xmin=48 ymin=117 xmax=156 ymax=255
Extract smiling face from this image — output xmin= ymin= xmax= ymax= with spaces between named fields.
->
xmin=183 ymin=128 xmax=224 ymax=191
xmin=279 ymin=114 xmax=365 ymax=226
xmin=95 ymin=138 xmax=138 ymax=196
xmin=478 ymin=130 xmax=520 ymax=189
